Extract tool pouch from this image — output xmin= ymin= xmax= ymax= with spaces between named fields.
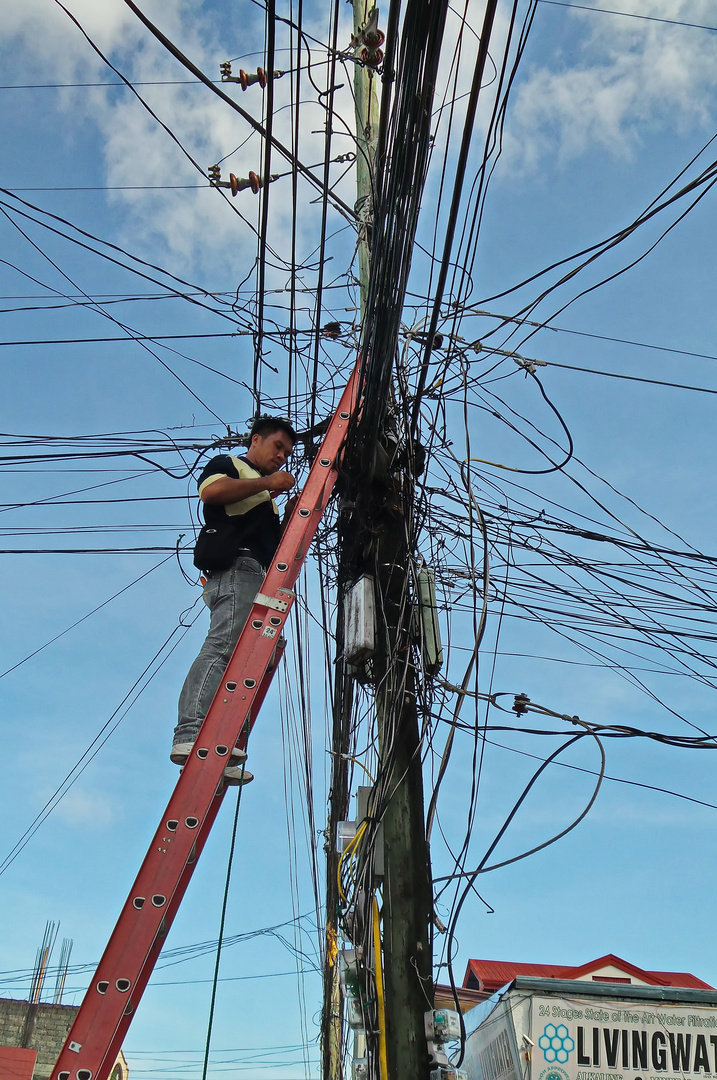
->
xmin=193 ymin=522 xmax=241 ymax=572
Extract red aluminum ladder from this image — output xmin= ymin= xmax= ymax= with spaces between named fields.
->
xmin=52 ymin=363 xmax=361 ymax=1080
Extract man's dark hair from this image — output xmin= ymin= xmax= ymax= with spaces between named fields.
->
xmin=250 ymin=415 xmax=297 ymax=444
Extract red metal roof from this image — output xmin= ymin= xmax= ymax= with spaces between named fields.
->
xmin=0 ymin=1046 xmax=37 ymax=1080
xmin=463 ymin=954 xmax=714 ymax=994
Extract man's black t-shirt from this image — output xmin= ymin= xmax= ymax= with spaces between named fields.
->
xmin=197 ymin=454 xmax=281 ymax=568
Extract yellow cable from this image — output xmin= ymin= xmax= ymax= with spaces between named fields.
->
xmin=465 ymin=454 xmax=520 ymax=472
xmin=341 ymin=754 xmax=376 ymax=783
xmin=326 ymin=924 xmax=339 ymax=968
xmin=372 ymin=896 xmax=389 ymax=1080
xmin=337 ymin=820 xmax=367 ymax=902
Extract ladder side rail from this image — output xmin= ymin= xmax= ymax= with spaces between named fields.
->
xmin=96 ymin=641 xmax=286 ymax=1074
xmin=96 ymin=785 xmax=224 ymax=1078
xmin=233 ymin=637 xmax=286 ymax=754
xmin=56 ymin=566 xmax=302 ymax=1077
xmin=53 ymin=365 xmax=360 ymax=1080
xmin=54 ymin=624 xmax=287 ymax=1079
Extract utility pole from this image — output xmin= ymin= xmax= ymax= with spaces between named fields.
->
xmin=352 ymin=6 xmax=435 ymax=1074
xmin=352 ymin=0 xmax=380 ymax=316
xmin=323 ymin=646 xmax=354 ymax=1080
xmin=321 ymin=10 xmax=380 ymax=1080
xmin=329 ymin=3 xmax=435 ymax=1077
xmin=373 ymin=493 xmax=434 ymax=1080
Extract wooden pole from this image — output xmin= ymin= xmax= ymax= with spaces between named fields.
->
xmin=322 ymin=12 xmax=381 ymax=1080
xmin=373 ymin=493 xmax=434 ymax=1080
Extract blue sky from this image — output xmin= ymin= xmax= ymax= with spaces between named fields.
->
xmin=2 ymin=1 xmax=717 ymax=1078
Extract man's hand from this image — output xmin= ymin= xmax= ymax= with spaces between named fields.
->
xmin=202 ymin=471 xmax=295 ymax=505
xmin=266 ymin=471 xmax=295 ymax=494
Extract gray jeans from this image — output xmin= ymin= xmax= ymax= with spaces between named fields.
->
xmin=174 ymin=556 xmax=264 ymax=747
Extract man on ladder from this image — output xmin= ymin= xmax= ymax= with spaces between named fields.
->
xmin=171 ymin=415 xmax=297 ymax=784
xmin=52 ymin=368 xmax=360 ymax=1080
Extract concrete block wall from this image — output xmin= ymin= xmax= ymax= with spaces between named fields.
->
xmin=0 ymin=999 xmax=78 ymax=1080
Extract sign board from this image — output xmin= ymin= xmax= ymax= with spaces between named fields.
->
xmin=531 ymin=995 xmax=717 ymax=1080
xmin=464 ymin=999 xmax=523 ymax=1080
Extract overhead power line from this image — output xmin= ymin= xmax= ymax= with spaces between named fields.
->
xmin=537 ymin=0 xmax=717 ymax=33
xmin=118 ymin=0 xmax=356 ymax=220
xmin=0 ymin=332 xmax=244 ymax=346
xmin=0 ymin=190 xmax=244 ymax=324
xmin=4 ymin=185 xmax=207 ymax=191
xmin=540 ymin=359 xmax=717 ymax=397
xmin=0 ymin=80 xmax=221 ymax=89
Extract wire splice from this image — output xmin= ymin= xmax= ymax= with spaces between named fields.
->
xmin=512 ymin=692 xmax=530 ymax=716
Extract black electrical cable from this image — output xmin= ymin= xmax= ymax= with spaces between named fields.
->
xmin=252 ymin=0 xmax=279 ymax=413
xmin=0 ymin=604 xmax=202 ymax=877
xmin=51 ymin=0 xmax=265 ymax=240
xmin=0 ymin=554 xmax=174 ymax=679
xmin=476 ymin=141 xmax=717 ymax=334
xmin=0 ymin=192 xmax=244 ymax=325
xmin=0 ymin=201 xmax=229 ymax=423
xmin=537 ymin=0 xmax=717 ymax=33
xmin=408 ymin=0 xmax=538 ymax=434
xmin=0 ymin=332 xmax=242 ymax=345
xmin=426 ymin=459 xmax=490 ymax=841
xmin=201 ymin=781 xmax=247 ymax=1080
xmin=445 ymin=725 xmax=605 ymax=1065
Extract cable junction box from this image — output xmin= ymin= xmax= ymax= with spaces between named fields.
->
xmin=430 ymin=1068 xmax=468 ymax=1080
xmin=344 ymin=575 xmax=376 ymax=664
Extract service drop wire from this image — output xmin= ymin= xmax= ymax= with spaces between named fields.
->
xmin=471 ymin=369 xmax=574 ymax=476
xmin=201 ymin=781 xmax=246 ymax=1080
xmin=0 ymin=552 xmax=175 ymax=680
xmin=425 ymin=448 xmax=491 ymax=843
xmin=409 ymin=0 xmax=500 ymax=438
xmin=0 ymin=201 xmax=227 ymax=429
xmin=0 ymin=601 xmax=204 ymax=877
xmin=441 ymin=721 xmax=605 ymax=1066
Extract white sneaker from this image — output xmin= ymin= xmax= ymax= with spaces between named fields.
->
xmin=170 ymin=741 xmax=247 ymax=766
xmin=178 ymin=764 xmax=254 ymax=785
xmin=223 ymin=765 xmax=254 ymax=785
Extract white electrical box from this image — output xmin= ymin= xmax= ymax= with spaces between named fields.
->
xmin=336 ymin=819 xmax=357 ymax=853
xmin=345 ymin=575 xmax=376 ymax=664
xmin=425 ymin=1008 xmax=461 ymax=1041
xmin=357 ymin=786 xmax=384 ymax=877
xmin=352 ymin=1057 xmax=369 ymax=1080
xmin=430 ymin=1068 xmax=468 ymax=1080
xmin=339 ymin=948 xmax=362 ymax=996
xmin=346 ymin=995 xmax=365 ymax=1031
xmin=418 ymin=566 xmax=443 ymax=675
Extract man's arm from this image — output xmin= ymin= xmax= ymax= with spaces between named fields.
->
xmin=281 ymin=493 xmax=299 ymax=530
xmin=201 ymin=471 xmax=295 ymax=505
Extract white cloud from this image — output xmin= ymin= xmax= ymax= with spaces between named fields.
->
xmin=3 ymin=0 xmax=353 ymax=275
xmin=51 ymin=786 xmax=118 ymax=829
xmin=8 ymin=0 xmax=717 ymax=267
xmin=502 ymin=0 xmax=717 ymax=169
